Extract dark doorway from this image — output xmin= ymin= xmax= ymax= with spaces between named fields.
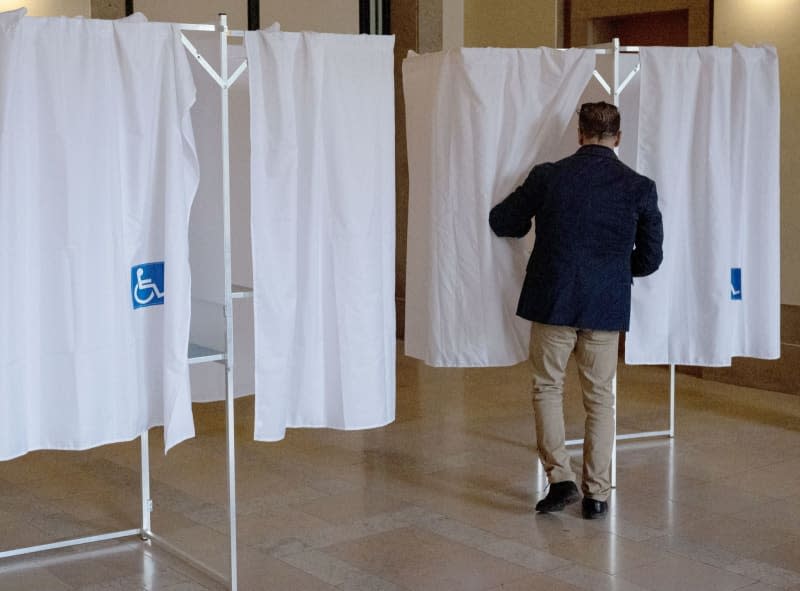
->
xmin=590 ymin=9 xmax=689 ymax=46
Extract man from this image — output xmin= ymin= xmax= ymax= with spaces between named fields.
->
xmin=489 ymin=102 xmax=663 ymax=519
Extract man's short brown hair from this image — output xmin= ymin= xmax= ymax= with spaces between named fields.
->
xmin=578 ymin=101 xmax=620 ymax=139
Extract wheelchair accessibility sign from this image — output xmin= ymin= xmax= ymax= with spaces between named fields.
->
xmin=131 ymin=262 xmax=165 ymax=309
xmin=731 ymin=267 xmax=742 ymax=301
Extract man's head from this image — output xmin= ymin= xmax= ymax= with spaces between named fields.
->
xmin=578 ymin=101 xmax=621 ymax=148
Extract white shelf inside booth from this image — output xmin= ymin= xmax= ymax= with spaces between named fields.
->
xmin=231 ymin=284 xmax=253 ymax=299
xmin=188 ymin=343 xmax=225 ymax=364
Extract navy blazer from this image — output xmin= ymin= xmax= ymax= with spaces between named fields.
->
xmin=489 ymin=144 xmax=663 ymax=331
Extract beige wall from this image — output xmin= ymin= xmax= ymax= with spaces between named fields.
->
xmin=92 ymin=0 xmax=359 ymax=31
xmin=1 ymin=0 xmax=90 ymax=16
xmin=261 ymin=0 xmax=358 ymax=33
xmin=91 ymin=0 xmax=123 ymax=19
xmin=714 ymin=0 xmax=800 ymax=305
xmin=132 ymin=0 xmax=248 ymax=29
xmin=442 ymin=0 xmax=463 ymax=49
xmin=463 ymin=0 xmax=557 ymax=48
xmin=419 ymin=0 xmax=442 ymax=52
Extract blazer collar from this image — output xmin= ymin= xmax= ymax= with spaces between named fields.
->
xmin=577 ymin=144 xmax=618 ymax=159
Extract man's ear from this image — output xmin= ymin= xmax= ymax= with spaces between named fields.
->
xmin=614 ymin=131 xmax=622 ymax=148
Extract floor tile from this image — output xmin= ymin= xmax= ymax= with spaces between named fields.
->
xmin=549 ymin=563 xmax=651 ymax=590
xmin=324 ymin=526 xmax=533 ymax=591
xmin=547 ymin=531 xmax=666 ymax=575
xmin=486 ymin=573 xmax=586 ymax=590
xmin=0 ymin=567 xmax=72 ymax=591
xmin=618 ymin=553 xmax=755 ymax=591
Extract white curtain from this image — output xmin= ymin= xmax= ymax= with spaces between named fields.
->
xmin=627 ymin=46 xmax=780 ymax=366
xmin=402 ymin=48 xmax=596 ymax=367
xmin=0 ymin=13 xmax=198 ymax=459
xmin=245 ymin=31 xmax=396 ymax=441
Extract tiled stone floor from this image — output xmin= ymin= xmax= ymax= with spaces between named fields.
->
xmin=2 ymin=351 xmax=800 ymax=590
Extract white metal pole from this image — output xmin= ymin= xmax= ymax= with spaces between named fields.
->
xmin=218 ymin=13 xmax=238 ymax=591
xmin=612 ymin=37 xmax=620 ymax=107
xmin=140 ymin=434 xmax=151 ymax=537
xmin=610 ymin=37 xmax=621 ymax=489
xmin=611 ymin=372 xmax=617 ymax=487
xmin=669 ymin=364 xmax=676 ymax=437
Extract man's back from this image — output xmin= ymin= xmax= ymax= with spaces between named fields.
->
xmin=489 ymin=144 xmax=663 ymax=331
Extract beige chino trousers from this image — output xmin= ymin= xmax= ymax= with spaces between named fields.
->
xmin=530 ymin=322 xmax=619 ymax=501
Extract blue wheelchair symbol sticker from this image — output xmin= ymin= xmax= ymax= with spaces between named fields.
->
xmin=131 ymin=262 xmax=165 ymax=309
xmin=731 ymin=267 xmax=742 ymax=301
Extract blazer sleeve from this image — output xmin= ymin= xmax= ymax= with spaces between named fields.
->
xmin=631 ymin=179 xmax=664 ymax=277
xmin=489 ymin=163 xmax=552 ymax=238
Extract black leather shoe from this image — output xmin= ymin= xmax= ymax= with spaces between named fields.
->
xmin=535 ymin=481 xmax=580 ymax=513
xmin=581 ymin=497 xmax=608 ymax=519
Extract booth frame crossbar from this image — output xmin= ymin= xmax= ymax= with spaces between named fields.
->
xmin=561 ymin=39 xmax=676 ymax=487
xmin=0 ymin=14 xmax=248 ymax=591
